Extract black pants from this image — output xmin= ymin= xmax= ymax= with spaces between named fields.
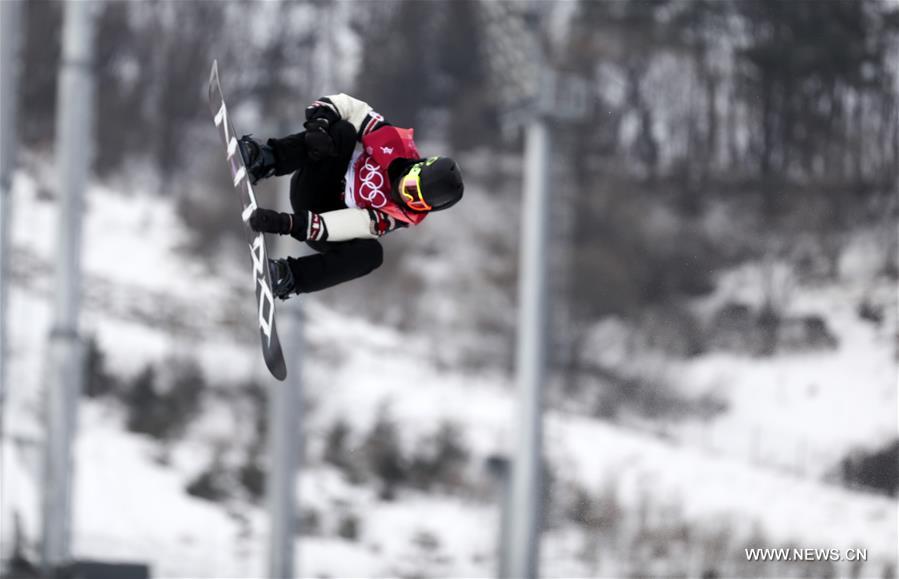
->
xmin=269 ymin=120 xmax=383 ymax=294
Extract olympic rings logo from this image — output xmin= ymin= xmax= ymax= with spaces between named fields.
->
xmin=358 ymin=159 xmax=388 ymax=208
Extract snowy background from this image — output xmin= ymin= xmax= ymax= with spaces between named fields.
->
xmin=2 ymin=1 xmax=898 ymax=578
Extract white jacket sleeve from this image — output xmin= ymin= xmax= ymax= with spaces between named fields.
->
xmin=307 ymin=93 xmax=386 ymax=137
xmin=319 ymin=208 xmax=409 ymax=241
xmin=325 ymin=94 xmax=373 ymax=132
xmin=320 ymin=208 xmax=378 ymax=241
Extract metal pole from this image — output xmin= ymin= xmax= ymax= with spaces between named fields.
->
xmin=505 ymin=116 xmax=551 ymax=579
xmin=502 ymin=3 xmax=550 ymax=576
xmin=42 ymin=0 xmax=95 ymax=574
xmin=266 ymin=169 xmax=302 ymax=579
xmin=0 ymin=0 xmax=23 ymax=449
xmin=265 ymin=317 xmax=299 ymax=579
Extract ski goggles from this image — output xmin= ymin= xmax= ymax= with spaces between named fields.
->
xmin=398 ymin=161 xmax=432 ymax=212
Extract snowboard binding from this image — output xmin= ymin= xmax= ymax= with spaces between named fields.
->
xmin=238 ymin=135 xmax=276 ymax=185
xmin=269 ymin=258 xmax=297 ymax=300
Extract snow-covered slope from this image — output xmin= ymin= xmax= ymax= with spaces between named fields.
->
xmin=2 ymin=168 xmax=896 ymax=577
xmin=679 ymin=242 xmax=897 ymax=472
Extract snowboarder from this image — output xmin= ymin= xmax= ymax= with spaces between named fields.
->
xmin=238 ymin=93 xmax=465 ymax=299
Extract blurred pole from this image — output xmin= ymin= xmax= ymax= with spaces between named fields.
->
xmin=42 ymin=0 xmax=96 ymax=574
xmin=486 ymin=455 xmax=513 ymax=579
xmin=501 ymin=3 xmax=557 ymax=577
xmin=504 ymin=5 xmax=550 ymax=576
xmin=505 ymin=117 xmax=550 ymax=579
xmin=266 ymin=162 xmax=302 ymax=578
xmin=0 ymin=0 xmax=23 ymax=445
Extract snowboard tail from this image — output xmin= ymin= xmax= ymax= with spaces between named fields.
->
xmin=207 ymin=60 xmax=287 ymax=381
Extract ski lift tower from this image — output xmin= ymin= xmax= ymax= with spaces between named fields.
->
xmin=477 ymin=2 xmax=589 ymax=577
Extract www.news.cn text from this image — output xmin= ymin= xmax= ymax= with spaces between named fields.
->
xmin=745 ymin=547 xmax=868 ymax=562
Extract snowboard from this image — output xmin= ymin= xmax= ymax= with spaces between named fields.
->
xmin=207 ymin=60 xmax=287 ymax=381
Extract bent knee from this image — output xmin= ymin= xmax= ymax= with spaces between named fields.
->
xmin=306 ymin=240 xmax=330 ymax=253
xmin=359 ymin=239 xmax=384 ymax=272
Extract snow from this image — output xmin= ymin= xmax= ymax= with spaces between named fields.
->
xmin=676 ymin=244 xmax=898 ymax=473
xmin=360 ymin=495 xmax=498 ymax=577
xmin=2 ymin=165 xmax=897 ymax=577
xmin=303 ymin=338 xmax=896 ymax=572
xmin=73 ymin=405 xmax=243 ymax=579
xmin=299 ymin=537 xmax=384 ymax=578
xmin=552 ymin=415 xmax=896 ymax=558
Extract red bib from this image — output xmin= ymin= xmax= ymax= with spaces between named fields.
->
xmin=343 ymin=126 xmax=427 ymax=225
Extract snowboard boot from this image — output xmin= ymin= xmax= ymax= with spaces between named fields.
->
xmin=238 ymin=135 xmax=276 ymax=185
xmin=268 ymin=258 xmax=297 ymax=300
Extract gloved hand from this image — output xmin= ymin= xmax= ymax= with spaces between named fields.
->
xmin=238 ymin=136 xmax=276 ymax=184
xmin=248 ymin=208 xmax=326 ymax=242
xmin=367 ymin=209 xmax=408 ymax=237
xmin=248 ymin=208 xmax=295 ymax=235
xmin=303 ymin=118 xmax=337 ymax=161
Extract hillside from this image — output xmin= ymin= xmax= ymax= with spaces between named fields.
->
xmin=1 ymin=167 xmax=896 ymax=578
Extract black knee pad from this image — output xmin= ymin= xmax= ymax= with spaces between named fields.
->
xmin=358 ymin=239 xmax=384 ymax=272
